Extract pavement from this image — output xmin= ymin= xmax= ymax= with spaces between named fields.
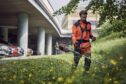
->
xmin=0 ymin=55 xmax=48 ymax=61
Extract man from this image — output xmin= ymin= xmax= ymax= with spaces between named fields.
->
xmin=71 ymin=10 xmax=96 ymax=72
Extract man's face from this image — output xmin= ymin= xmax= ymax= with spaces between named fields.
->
xmin=80 ymin=13 xmax=87 ymax=21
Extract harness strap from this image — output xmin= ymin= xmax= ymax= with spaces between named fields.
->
xmin=79 ymin=22 xmax=90 ymax=43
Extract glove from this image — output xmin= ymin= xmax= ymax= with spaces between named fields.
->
xmin=74 ymin=41 xmax=80 ymax=48
xmin=92 ymin=37 xmax=96 ymax=41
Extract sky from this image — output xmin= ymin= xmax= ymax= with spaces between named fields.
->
xmin=48 ymin=0 xmax=91 ymax=11
xmin=47 ymin=0 xmax=91 ymax=25
xmin=47 ymin=0 xmax=70 ymax=25
xmin=48 ymin=0 xmax=70 ymax=11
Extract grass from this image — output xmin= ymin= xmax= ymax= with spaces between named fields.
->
xmin=0 ymin=37 xmax=126 ymax=84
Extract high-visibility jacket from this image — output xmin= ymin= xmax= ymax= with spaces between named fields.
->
xmin=72 ymin=20 xmax=94 ymax=54
xmin=72 ymin=20 xmax=93 ymax=43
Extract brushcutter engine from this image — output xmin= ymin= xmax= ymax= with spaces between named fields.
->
xmin=57 ymin=43 xmax=80 ymax=55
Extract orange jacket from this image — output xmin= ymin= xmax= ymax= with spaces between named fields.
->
xmin=72 ymin=20 xmax=93 ymax=44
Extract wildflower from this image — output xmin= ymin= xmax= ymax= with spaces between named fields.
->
xmin=13 ymin=75 xmax=16 ymax=80
xmin=29 ymin=73 xmax=32 ymax=78
xmin=114 ymin=80 xmax=119 ymax=84
xmin=57 ymin=77 xmax=64 ymax=82
xmin=94 ymin=67 xmax=97 ymax=70
xmin=12 ymin=61 xmax=16 ymax=64
xmin=3 ymin=77 xmax=6 ymax=80
xmin=119 ymin=56 xmax=123 ymax=60
xmin=50 ymin=62 xmax=53 ymax=65
xmin=102 ymin=65 xmax=105 ymax=69
xmin=48 ymin=82 xmax=52 ymax=84
xmin=109 ymin=78 xmax=112 ymax=81
xmin=110 ymin=59 xmax=117 ymax=65
xmin=49 ymin=67 xmax=54 ymax=72
xmin=19 ymin=80 xmax=24 ymax=84
xmin=52 ymin=76 xmax=55 ymax=79
xmin=92 ymin=73 xmax=95 ymax=77
xmin=65 ymin=78 xmax=73 ymax=83
xmin=9 ymin=79 xmax=13 ymax=81
xmin=102 ymin=65 xmax=107 ymax=69
xmin=41 ymin=81 xmax=45 ymax=84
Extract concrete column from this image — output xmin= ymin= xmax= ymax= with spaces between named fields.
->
xmin=2 ymin=28 xmax=8 ymax=42
xmin=104 ymin=0 xmax=106 ymax=4
xmin=18 ymin=13 xmax=28 ymax=56
xmin=46 ymin=34 xmax=52 ymax=55
xmin=37 ymin=28 xmax=45 ymax=55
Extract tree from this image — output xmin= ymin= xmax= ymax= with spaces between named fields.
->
xmin=53 ymin=0 xmax=126 ymax=26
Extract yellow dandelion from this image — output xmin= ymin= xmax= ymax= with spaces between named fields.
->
xmin=104 ymin=77 xmax=111 ymax=84
xmin=94 ymin=67 xmax=97 ymax=70
xmin=52 ymin=76 xmax=55 ymax=79
xmin=80 ymin=68 xmax=84 ymax=72
xmin=114 ymin=80 xmax=119 ymax=84
xmin=13 ymin=61 xmax=16 ymax=64
xmin=110 ymin=59 xmax=117 ymax=65
xmin=57 ymin=77 xmax=64 ymax=82
xmin=119 ymin=56 xmax=123 ymax=60
xmin=48 ymin=82 xmax=52 ymax=84
xmin=102 ymin=65 xmax=105 ymax=69
xmin=13 ymin=75 xmax=16 ymax=80
xmin=74 ymin=70 xmax=79 ymax=74
xmin=71 ymin=76 xmax=75 ymax=80
xmin=9 ymin=79 xmax=13 ymax=81
xmin=50 ymin=62 xmax=53 ymax=65
xmin=29 ymin=73 xmax=32 ymax=78
xmin=49 ymin=69 xmax=53 ymax=72
xmin=19 ymin=80 xmax=24 ymax=84
xmin=65 ymin=78 xmax=73 ymax=83
xmin=50 ymin=67 xmax=54 ymax=72
xmin=92 ymin=73 xmax=95 ymax=77
xmin=3 ymin=77 xmax=6 ymax=80
xmin=109 ymin=78 xmax=112 ymax=81
xmin=41 ymin=81 xmax=45 ymax=84
xmin=22 ymin=68 xmax=26 ymax=71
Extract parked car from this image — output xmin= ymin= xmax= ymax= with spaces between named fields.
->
xmin=0 ymin=38 xmax=34 ymax=57
xmin=0 ymin=43 xmax=24 ymax=57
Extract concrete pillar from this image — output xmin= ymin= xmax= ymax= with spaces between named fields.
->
xmin=37 ymin=28 xmax=45 ymax=55
xmin=1 ymin=28 xmax=8 ymax=42
xmin=104 ymin=0 xmax=106 ymax=4
xmin=18 ymin=13 xmax=28 ymax=56
xmin=46 ymin=34 xmax=52 ymax=55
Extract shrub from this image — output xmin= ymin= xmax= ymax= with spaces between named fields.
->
xmin=99 ymin=20 xmax=126 ymax=38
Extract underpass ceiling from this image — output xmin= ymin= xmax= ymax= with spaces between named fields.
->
xmin=0 ymin=0 xmax=59 ymax=37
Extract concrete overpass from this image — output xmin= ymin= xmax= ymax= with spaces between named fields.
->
xmin=0 ymin=0 xmax=70 ymax=56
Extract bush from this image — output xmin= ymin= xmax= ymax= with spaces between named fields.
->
xmin=99 ymin=20 xmax=126 ymax=38
xmin=92 ymin=38 xmax=126 ymax=84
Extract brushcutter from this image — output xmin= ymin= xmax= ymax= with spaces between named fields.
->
xmin=57 ymin=43 xmax=82 ymax=56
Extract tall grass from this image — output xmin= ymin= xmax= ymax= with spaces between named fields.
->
xmin=0 ymin=37 xmax=126 ymax=84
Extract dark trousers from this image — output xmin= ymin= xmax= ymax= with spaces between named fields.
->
xmin=73 ymin=48 xmax=91 ymax=71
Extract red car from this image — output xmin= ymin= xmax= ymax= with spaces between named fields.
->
xmin=0 ymin=43 xmax=24 ymax=57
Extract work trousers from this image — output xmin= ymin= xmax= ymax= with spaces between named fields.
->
xmin=73 ymin=47 xmax=91 ymax=71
